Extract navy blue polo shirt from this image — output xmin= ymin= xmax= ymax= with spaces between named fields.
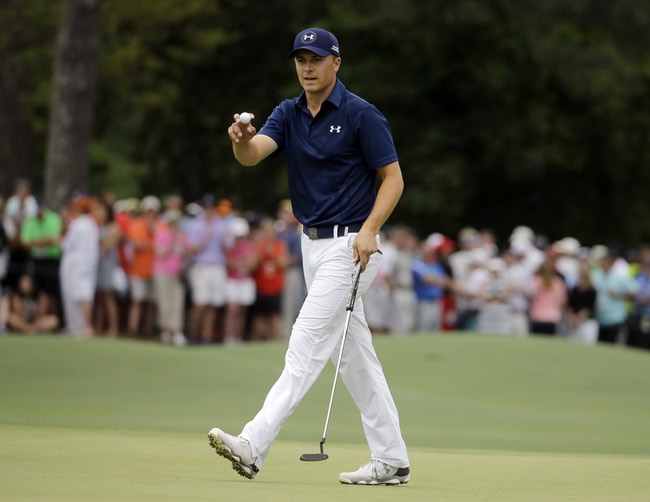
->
xmin=258 ymin=79 xmax=398 ymax=228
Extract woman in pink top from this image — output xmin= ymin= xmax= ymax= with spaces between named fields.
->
xmin=528 ymin=254 xmax=567 ymax=335
xmin=153 ymin=209 xmax=189 ymax=346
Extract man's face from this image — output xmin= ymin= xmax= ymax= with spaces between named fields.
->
xmin=293 ymin=50 xmax=340 ymax=96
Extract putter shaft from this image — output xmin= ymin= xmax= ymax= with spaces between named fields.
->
xmin=301 ymin=262 xmax=362 ymax=462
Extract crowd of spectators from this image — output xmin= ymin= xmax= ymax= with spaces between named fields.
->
xmin=1 ymin=178 xmax=649 ymax=352
xmin=365 ymin=224 xmax=649 ymax=351
xmin=0 ymin=179 xmax=305 ymax=346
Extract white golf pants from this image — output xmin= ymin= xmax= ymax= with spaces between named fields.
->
xmin=241 ymin=232 xmax=410 ymax=469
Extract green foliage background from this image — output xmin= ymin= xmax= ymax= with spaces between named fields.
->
xmin=2 ymin=0 xmax=650 ymax=246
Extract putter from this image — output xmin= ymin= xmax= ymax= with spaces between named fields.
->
xmin=300 ymin=260 xmax=363 ymax=462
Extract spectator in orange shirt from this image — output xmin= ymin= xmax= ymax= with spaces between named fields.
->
xmin=113 ymin=198 xmax=136 ymax=276
xmin=251 ymin=217 xmax=289 ymax=341
xmin=127 ymin=195 xmax=161 ymax=337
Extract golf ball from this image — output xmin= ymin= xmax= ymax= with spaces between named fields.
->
xmin=239 ymin=112 xmax=251 ymax=124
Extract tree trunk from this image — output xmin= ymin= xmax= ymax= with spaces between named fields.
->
xmin=44 ymin=0 xmax=101 ymax=210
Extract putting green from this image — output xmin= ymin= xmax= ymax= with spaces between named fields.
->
xmin=2 ymin=425 xmax=649 ymax=501
xmin=1 ymin=334 xmax=649 ymax=500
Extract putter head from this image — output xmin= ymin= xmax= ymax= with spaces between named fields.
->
xmin=300 ymin=453 xmax=329 ymax=462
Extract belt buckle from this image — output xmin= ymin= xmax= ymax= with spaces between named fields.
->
xmin=308 ymin=227 xmax=318 ymax=240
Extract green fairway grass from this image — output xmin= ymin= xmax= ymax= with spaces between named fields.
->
xmin=1 ymin=334 xmax=649 ymax=500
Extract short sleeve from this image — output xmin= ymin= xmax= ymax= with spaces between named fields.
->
xmin=356 ymin=106 xmax=398 ymax=170
xmin=259 ymin=101 xmax=291 ymax=151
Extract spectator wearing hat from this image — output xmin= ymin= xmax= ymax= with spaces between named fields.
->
xmin=113 ymin=198 xmax=136 ymax=280
xmin=589 ymin=243 xmax=631 ymax=278
xmin=554 ymin=237 xmax=581 ymax=290
xmin=154 ymin=208 xmax=190 ymax=346
xmin=477 ymin=257 xmax=511 ymax=334
xmin=59 ymin=195 xmax=99 ymax=337
xmin=411 ymin=234 xmax=451 ymax=332
xmin=502 ymin=246 xmax=532 ymax=335
xmin=224 ymin=217 xmax=257 ymax=345
xmin=453 ymin=247 xmax=490 ymax=331
xmin=126 ymin=195 xmax=161 ymax=337
xmin=449 ymin=226 xmax=479 ymax=285
xmin=450 ymin=227 xmax=485 ymax=331
xmin=509 ymin=226 xmax=545 ymax=279
xmin=186 ymin=194 xmax=233 ymax=343
xmin=591 ymin=246 xmax=637 ymax=344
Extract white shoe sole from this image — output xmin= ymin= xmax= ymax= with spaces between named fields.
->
xmin=339 ymin=476 xmax=409 ymax=485
xmin=207 ymin=430 xmax=256 ymax=480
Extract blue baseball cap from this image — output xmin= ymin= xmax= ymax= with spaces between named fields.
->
xmin=288 ymin=28 xmax=340 ymax=59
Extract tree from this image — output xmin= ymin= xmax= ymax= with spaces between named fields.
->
xmin=0 ymin=1 xmax=58 ymax=195
xmin=44 ymin=0 xmax=101 ymax=210
xmin=7 ymin=0 xmax=650 ymax=247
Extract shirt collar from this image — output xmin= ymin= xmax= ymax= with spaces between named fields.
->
xmin=296 ymin=79 xmax=345 ymax=110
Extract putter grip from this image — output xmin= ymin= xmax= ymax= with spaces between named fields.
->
xmin=346 ymin=261 xmax=362 ymax=311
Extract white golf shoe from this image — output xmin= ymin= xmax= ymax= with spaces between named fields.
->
xmin=339 ymin=459 xmax=410 ymax=485
xmin=207 ymin=428 xmax=259 ymax=479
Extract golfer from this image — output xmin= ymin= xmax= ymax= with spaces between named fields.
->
xmin=209 ymin=27 xmax=410 ymax=485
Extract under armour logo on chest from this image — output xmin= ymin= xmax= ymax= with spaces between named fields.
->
xmin=330 ymin=125 xmax=341 ymax=133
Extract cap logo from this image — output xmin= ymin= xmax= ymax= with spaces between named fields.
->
xmin=302 ymin=32 xmax=317 ymax=44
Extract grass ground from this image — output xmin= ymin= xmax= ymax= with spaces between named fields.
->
xmin=1 ymin=334 xmax=649 ymax=500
